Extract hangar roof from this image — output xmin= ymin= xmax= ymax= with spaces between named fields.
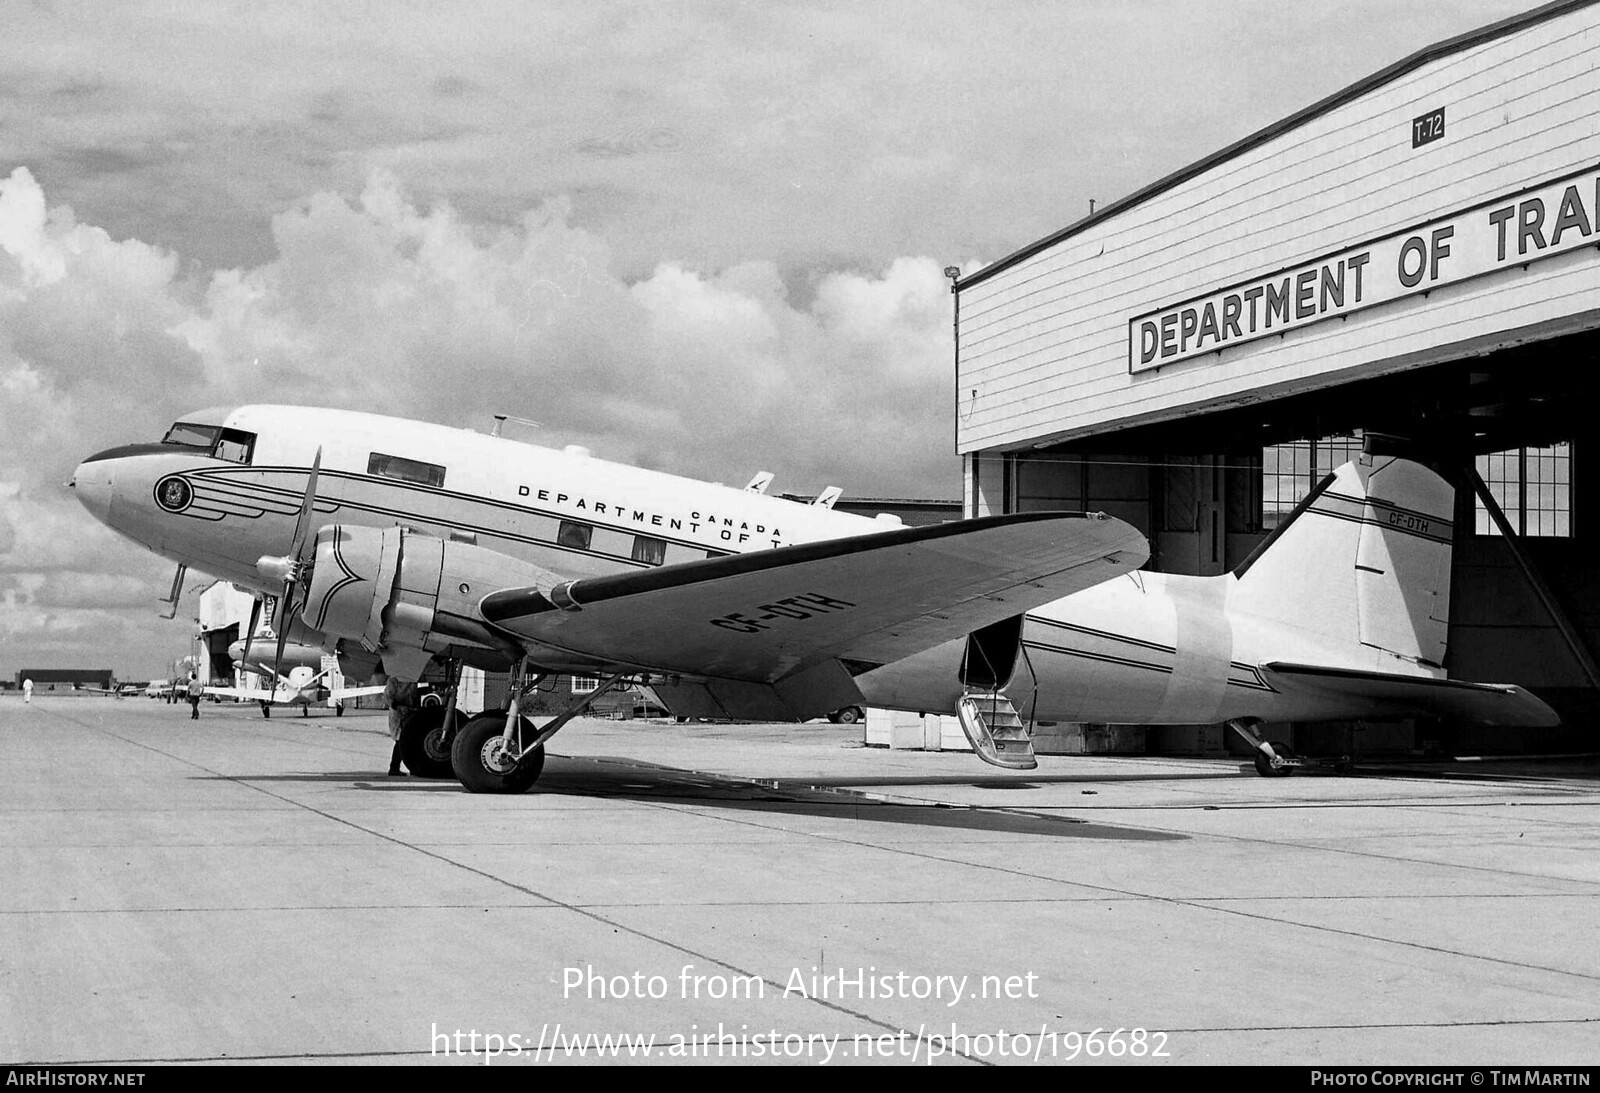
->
xmin=959 ymin=0 xmax=1597 ymax=291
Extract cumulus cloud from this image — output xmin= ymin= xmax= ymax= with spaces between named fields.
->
xmin=0 ymin=167 xmax=962 ymax=674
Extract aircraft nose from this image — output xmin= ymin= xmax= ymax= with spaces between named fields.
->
xmin=71 ymin=457 xmax=116 ymax=524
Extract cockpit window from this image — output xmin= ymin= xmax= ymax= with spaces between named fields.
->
xmin=368 ymin=452 xmax=447 ymax=488
xmin=214 ymin=431 xmax=254 ymax=464
xmin=162 ymin=422 xmax=221 ymax=449
xmin=160 ymin=422 xmax=256 ymax=464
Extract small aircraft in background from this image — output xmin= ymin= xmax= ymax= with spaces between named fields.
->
xmin=70 ymin=405 xmax=1556 ymax=792
xmin=210 ymin=630 xmax=384 ymax=717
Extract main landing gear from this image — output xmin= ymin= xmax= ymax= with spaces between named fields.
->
xmin=448 ymin=660 xmax=627 ymax=794
xmin=397 ymin=660 xmax=466 ymax=780
xmin=398 ymin=705 xmax=463 ymax=779
xmin=451 ymin=712 xmax=544 ymax=793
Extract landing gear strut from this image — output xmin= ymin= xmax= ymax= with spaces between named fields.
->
xmin=1228 ymin=718 xmax=1349 ymax=776
xmin=451 ymin=712 xmax=544 ymax=793
xmin=1229 ymin=719 xmax=1298 ymax=777
xmin=448 ymin=660 xmax=627 ymax=794
xmin=398 ymin=705 xmax=462 ymax=779
xmin=398 ymin=659 xmax=465 ymax=779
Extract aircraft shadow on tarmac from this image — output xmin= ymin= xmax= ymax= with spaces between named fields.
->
xmin=202 ymin=755 xmax=1185 ymax=842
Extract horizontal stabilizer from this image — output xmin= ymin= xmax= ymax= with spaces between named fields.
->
xmin=479 ymin=511 xmax=1148 ymax=688
xmin=1260 ymin=663 xmax=1560 ymax=727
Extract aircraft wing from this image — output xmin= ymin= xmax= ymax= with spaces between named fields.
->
xmin=204 ymin=685 xmax=274 ymax=702
xmin=1259 ymin=663 xmax=1561 ymax=727
xmin=479 ymin=512 xmax=1146 ymax=713
xmin=330 ymin=685 xmax=386 ymax=701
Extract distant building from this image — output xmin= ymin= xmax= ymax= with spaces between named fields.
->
xmin=15 ymin=669 xmax=115 ymax=692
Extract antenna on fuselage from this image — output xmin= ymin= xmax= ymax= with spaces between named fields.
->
xmin=490 ymin=414 xmax=541 ymax=437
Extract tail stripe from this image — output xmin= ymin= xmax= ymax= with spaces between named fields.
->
xmin=1306 ymin=495 xmax=1453 ymax=545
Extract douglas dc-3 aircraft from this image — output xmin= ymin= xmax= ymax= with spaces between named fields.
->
xmin=70 ymin=405 xmax=1556 ymax=791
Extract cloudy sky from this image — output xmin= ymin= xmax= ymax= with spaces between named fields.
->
xmin=1 ymin=0 xmax=1532 ymax=677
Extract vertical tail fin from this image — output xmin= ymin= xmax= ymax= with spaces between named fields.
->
xmin=1231 ymin=453 xmax=1454 ymax=668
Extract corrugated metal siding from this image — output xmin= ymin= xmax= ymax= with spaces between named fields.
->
xmin=957 ymin=7 xmax=1600 ymax=452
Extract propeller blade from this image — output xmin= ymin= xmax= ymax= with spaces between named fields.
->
xmin=274 ymin=614 xmax=292 ymax=686
xmin=241 ymin=597 xmax=263 ymax=671
xmin=274 ymin=447 xmax=323 ymax=684
xmin=270 ymin=448 xmax=323 ymax=684
xmin=288 ymin=447 xmax=323 ymax=564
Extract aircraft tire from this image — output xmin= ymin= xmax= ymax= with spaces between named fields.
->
xmin=833 ymin=705 xmax=864 ymax=725
xmin=398 ymin=707 xmax=460 ymax=780
xmin=450 ymin=711 xmax=545 ymax=794
xmin=1254 ymin=741 xmax=1294 ymax=777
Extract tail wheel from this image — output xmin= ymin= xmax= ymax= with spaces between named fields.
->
xmin=1254 ymin=740 xmax=1295 ymax=777
xmin=398 ymin=706 xmax=462 ymax=780
xmin=450 ymin=711 xmax=545 ymax=794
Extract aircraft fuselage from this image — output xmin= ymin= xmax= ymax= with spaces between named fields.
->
xmin=72 ymin=404 xmax=1491 ymax=731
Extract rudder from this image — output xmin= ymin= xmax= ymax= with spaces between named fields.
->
xmin=1232 ymin=451 xmax=1454 ymax=669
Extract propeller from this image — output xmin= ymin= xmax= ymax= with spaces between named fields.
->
xmin=239 ymin=595 xmax=263 ymax=677
xmin=255 ymin=447 xmax=323 ymax=685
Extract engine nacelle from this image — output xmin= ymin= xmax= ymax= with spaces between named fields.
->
xmin=301 ymin=524 xmax=561 ymax=680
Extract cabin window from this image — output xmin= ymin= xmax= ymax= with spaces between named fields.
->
xmin=368 ymin=452 xmax=446 ymax=488
xmin=631 ymin=535 xmax=667 ymax=566
xmin=557 ymin=521 xmax=593 ymax=550
xmin=159 ymin=422 xmax=255 ymax=464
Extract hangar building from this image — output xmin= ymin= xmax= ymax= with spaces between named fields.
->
xmin=954 ymin=0 xmax=1600 ymax=756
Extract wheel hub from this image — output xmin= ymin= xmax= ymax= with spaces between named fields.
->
xmin=479 ymin=735 xmax=520 ymax=774
xmin=423 ymin=726 xmax=452 ymax=762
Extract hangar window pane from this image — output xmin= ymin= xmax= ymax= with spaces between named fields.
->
xmin=1475 ymin=443 xmax=1570 ymax=537
xmin=1226 ymin=454 xmax=1263 ymax=534
xmin=1313 ymin=435 xmax=1365 ymax=478
xmin=570 ymin=676 xmax=600 ymax=694
xmin=1262 ymin=434 xmax=1361 ymax=529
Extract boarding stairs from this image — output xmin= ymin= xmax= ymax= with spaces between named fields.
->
xmin=956 ymin=691 xmax=1037 ymax=770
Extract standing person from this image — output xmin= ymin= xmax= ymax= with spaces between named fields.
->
xmin=22 ymin=678 xmax=32 ymax=705
xmin=384 ymin=676 xmax=416 ymax=777
xmin=185 ymin=673 xmax=204 ymax=719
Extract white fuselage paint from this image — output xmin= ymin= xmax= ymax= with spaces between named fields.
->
xmin=75 ymin=404 xmax=1419 ymax=726
xmin=854 ymin=570 xmax=1408 ymax=726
